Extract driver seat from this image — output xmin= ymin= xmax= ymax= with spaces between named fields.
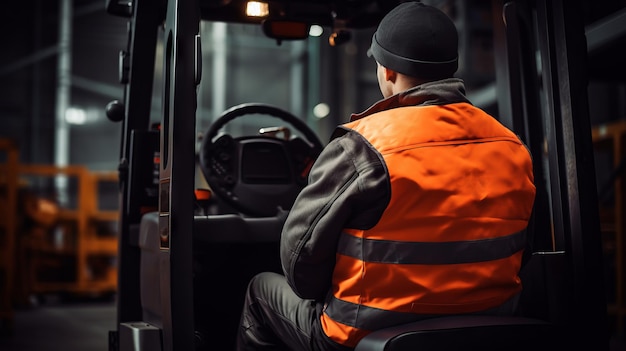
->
xmin=354 ymin=315 xmax=557 ymax=351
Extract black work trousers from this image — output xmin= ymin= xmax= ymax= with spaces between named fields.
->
xmin=235 ymin=272 xmax=351 ymax=351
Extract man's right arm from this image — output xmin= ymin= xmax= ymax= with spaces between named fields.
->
xmin=280 ymin=131 xmax=390 ymax=300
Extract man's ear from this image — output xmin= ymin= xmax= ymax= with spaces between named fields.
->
xmin=384 ymin=66 xmax=397 ymax=82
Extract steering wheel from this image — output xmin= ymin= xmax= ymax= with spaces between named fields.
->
xmin=199 ymin=103 xmax=323 ymax=217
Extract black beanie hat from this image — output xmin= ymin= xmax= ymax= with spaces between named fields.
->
xmin=368 ymin=1 xmax=459 ymax=79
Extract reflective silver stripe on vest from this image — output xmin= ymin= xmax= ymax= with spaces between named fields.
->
xmin=336 ymin=230 xmax=526 ymax=264
xmin=325 ymin=296 xmax=439 ymax=330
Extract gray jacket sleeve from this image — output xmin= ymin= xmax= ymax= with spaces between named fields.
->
xmin=280 ymin=130 xmax=390 ymax=300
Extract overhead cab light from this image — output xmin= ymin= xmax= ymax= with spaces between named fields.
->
xmin=246 ymin=1 xmax=269 ymax=18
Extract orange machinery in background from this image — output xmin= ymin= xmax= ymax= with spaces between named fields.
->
xmin=16 ymin=165 xmax=119 ymax=301
xmin=0 ymin=139 xmax=19 ymax=334
xmin=0 ymin=138 xmax=119 ymax=319
xmin=592 ymin=120 xmax=626 ymax=335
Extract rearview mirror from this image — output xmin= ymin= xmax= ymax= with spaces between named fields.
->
xmin=262 ymin=19 xmax=310 ymax=42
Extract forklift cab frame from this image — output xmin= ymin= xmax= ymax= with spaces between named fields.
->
xmin=106 ymin=0 xmax=609 ymax=350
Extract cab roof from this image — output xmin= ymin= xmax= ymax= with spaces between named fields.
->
xmin=107 ymin=0 xmax=404 ymax=31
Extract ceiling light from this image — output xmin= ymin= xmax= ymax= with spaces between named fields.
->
xmin=246 ymin=2 xmax=269 ymax=18
xmin=65 ymin=107 xmax=87 ymax=125
xmin=309 ymin=25 xmax=323 ymax=37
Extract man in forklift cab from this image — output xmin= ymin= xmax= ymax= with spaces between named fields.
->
xmin=236 ymin=2 xmax=536 ymax=350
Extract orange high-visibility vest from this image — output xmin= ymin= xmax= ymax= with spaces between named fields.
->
xmin=320 ymin=103 xmax=536 ymax=347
